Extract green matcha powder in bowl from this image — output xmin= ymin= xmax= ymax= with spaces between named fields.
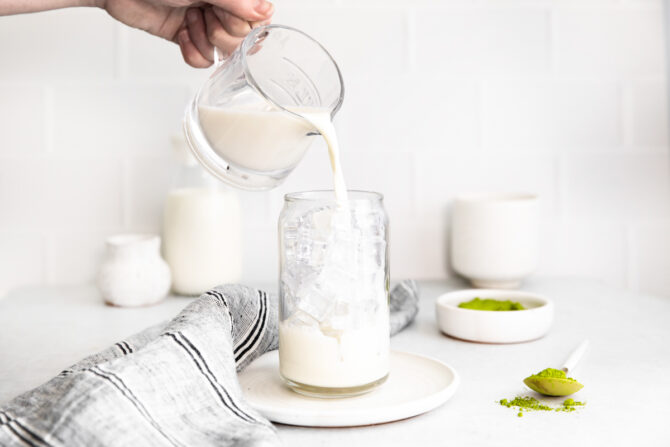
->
xmin=457 ymin=297 xmax=525 ymax=311
xmin=435 ymin=290 xmax=554 ymax=343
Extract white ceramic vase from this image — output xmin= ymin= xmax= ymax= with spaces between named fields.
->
xmin=97 ymin=234 xmax=172 ymax=307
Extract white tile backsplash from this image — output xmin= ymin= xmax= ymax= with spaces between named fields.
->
xmin=0 ymin=86 xmax=45 ymax=155
xmin=45 ymin=230 xmax=119 ymax=286
xmin=630 ymin=221 xmax=670 ymax=296
xmin=554 ymin=7 xmax=665 ymax=77
xmin=0 ymin=1 xmax=669 ymax=294
xmin=537 ymin=221 xmax=628 ymax=288
xmin=0 ymin=232 xmax=45 ymax=290
xmin=124 ymin=157 xmax=175 ymax=230
xmin=0 ymin=159 xmax=47 ymax=230
xmin=563 ymin=153 xmax=670 ymax=219
xmin=271 ymin=6 xmax=409 ymax=77
xmin=483 ymin=81 xmax=621 ymax=149
xmin=630 ymin=81 xmax=669 ymax=147
xmin=121 ymin=24 xmax=211 ymax=91
xmin=43 ymin=159 xmax=123 ymax=230
xmin=391 ymin=221 xmax=449 ymax=280
xmin=338 ymin=77 xmax=480 ymax=153
xmin=51 ymin=83 xmax=190 ymax=157
xmin=415 ymin=8 xmax=550 ymax=76
xmin=414 ymin=152 xmax=558 ymax=223
xmin=0 ymin=9 xmax=115 ymax=81
xmin=340 ymin=150 xmax=414 ymax=224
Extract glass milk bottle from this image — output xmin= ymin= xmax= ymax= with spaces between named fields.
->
xmin=278 ymin=191 xmax=390 ymax=397
xmin=163 ymin=135 xmax=242 ymax=295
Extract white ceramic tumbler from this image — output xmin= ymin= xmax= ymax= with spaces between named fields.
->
xmin=451 ymin=193 xmax=539 ymax=289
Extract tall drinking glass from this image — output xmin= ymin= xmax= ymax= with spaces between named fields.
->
xmin=278 ymin=191 xmax=390 ymax=397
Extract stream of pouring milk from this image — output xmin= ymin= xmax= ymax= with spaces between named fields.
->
xmin=290 ymin=109 xmax=349 ymax=206
xmin=198 ymin=104 xmax=387 ymax=389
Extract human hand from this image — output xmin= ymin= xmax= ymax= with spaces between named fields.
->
xmin=100 ymin=0 xmax=274 ymax=67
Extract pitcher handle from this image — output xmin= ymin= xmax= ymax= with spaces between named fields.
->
xmin=213 ymin=47 xmax=224 ymax=67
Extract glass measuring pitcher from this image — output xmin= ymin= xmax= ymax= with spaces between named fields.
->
xmin=184 ymin=25 xmax=345 ymax=190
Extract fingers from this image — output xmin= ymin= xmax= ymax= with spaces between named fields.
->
xmin=249 ymin=18 xmax=273 ymax=29
xmin=177 ymin=2 xmax=274 ymax=68
xmin=203 ymin=6 xmax=243 ymax=59
xmin=212 ymin=7 xmax=251 ymax=38
xmin=186 ymin=8 xmax=214 ymax=63
xmin=177 ymin=28 xmax=212 ymax=68
xmin=207 ymin=0 xmax=274 ymax=22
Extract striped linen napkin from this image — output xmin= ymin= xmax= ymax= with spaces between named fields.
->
xmin=0 ymin=281 xmax=419 ymax=447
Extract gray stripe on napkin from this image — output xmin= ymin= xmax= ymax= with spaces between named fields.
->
xmin=0 ymin=281 xmax=419 ymax=447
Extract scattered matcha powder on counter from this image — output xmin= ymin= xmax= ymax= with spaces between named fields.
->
xmin=499 ymin=396 xmax=586 ymax=416
xmin=500 ymin=396 xmax=552 ymax=412
xmin=561 ymin=398 xmax=585 ymax=412
xmin=458 ymin=297 xmax=526 ymax=311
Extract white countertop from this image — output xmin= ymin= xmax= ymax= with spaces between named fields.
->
xmin=1 ymin=279 xmax=669 ymax=446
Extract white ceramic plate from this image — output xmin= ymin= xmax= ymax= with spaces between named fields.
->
xmin=435 ymin=289 xmax=554 ymax=344
xmin=238 ymin=351 xmax=459 ymax=427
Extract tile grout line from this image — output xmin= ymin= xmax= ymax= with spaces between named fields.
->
xmin=121 ymin=157 xmax=131 ymax=230
xmin=406 ymin=7 xmax=416 ymax=75
xmin=478 ymin=80 xmax=487 ymax=152
xmin=625 ymin=223 xmax=637 ymax=292
xmin=408 ymin=149 xmax=417 ymax=219
xmin=114 ymin=22 xmax=128 ymax=80
xmin=43 ymin=86 xmax=54 ymax=155
xmin=553 ymin=153 xmax=563 ymax=222
xmin=42 ymin=233 xmax=52 ymax=286
xmin=621 ymin=81 xmax=634 ymax=148
xmin=556 ymin=153 xmax=568 ymax=225
xmin=548 ymin=4 xmax=557 ymax=76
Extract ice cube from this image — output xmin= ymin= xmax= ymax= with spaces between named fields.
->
xmin=294 ymin=281 xmax=335 ymax=322
xmin=281 ymin=269 xmax=305 ymax=296
xmin=359 ymin=237 xmax=386 ymax=272
xmin=319 ymin=319 xmax=346 ymax=339
xmin=311 ymin=207 xmax=334 ymax=232
xmin=327 ymin=228 xmax=361 ymax=269
xmin=329 ymin=207 xmax=352 ymax=231
xmin=281 ymin=200 xmax=389 ymax=328
xmin=284 ymin=309 xmax=320 ymax=329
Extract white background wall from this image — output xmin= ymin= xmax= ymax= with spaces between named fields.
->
xmin=1 ymin=0 xmax=669 ymax=295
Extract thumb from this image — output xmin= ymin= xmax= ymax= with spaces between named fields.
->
xmin=206 ymin=0 xmax=274 ymax=22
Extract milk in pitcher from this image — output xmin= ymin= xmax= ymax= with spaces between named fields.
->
xmin=198 ymin=105 xmax=315 ymax=173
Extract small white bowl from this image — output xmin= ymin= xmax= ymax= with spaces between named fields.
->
xmin=435 ymin=289 xmax=554 ymax=344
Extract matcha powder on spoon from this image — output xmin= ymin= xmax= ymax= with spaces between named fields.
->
xmin=499 ymin=368 xmax=586 ymax=416
xmin=532 ymin=368 xmax=578 ymax=381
